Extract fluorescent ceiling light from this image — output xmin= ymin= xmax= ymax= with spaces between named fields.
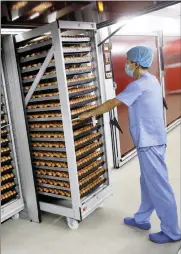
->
xmin=113 ymin=15 xmax=180 ymax=36
xmin=1 ymin=28 xmax=31 ymax=35
xmin=167 ymin=3 xmax=181 ymax=9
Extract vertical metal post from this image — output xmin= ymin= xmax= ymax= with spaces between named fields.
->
xmin=2 ymin=35 xmax=40 ymax=223
xmin=107 ymin=26 xmax=122 ymax=168
xmin=93 ymin=31 xmax=114 ymax=178
xmin=96 ymin=28 xmax=121 ymax=168
xmin=157 ymin=31 xmax=167 ymax=126
xmin=51 ymin=22 xmax=81 ymax=220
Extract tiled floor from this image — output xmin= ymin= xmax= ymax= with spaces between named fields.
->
xmin=1 ymin=126 xmax=181 ymax=254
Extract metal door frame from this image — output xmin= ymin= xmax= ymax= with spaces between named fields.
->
xmin=158 ymin=33 xmax=181 ymax=132
xmin=96 ymin=27 xmax=121 ymax=169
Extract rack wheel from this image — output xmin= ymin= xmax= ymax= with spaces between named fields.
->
xmin=66 ymin=218 xmax=79 ymax=230
xmin=116 ymin=162 xmax=121 ymax=169
xmin=12 ymin=213 xmax=19 ymax=220
xmin=98 ymin=203 xmax=104 ymax=209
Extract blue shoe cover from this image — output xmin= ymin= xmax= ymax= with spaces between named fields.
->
xmin=149 ymin=231 xmax=176 ymax=244
xmin=124 ymin=217 xmax=151 ymax=230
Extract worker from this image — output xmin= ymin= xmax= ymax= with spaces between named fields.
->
xmin=79 ymin=46 xmax=181 ymax=244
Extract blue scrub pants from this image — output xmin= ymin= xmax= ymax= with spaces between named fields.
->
xmin=134 ymin=145 xmax=181 ymax=240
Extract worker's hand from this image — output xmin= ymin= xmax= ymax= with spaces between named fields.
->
xmin=79 ymin=111 xmax=92 ymax=120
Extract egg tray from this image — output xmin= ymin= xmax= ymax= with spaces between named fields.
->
xmin=1 ymin=168 xmax=14 ymax=176
xmin=33 ymin=142 xmax=102 ymax=159
xmin=1 ymin=121 xmax=7 ymax=128
xmin=38 ymin=183 xmax=70 ymax=191
xmin=62 ymin=37 xmax=90 ymax=43
xmin=76 ymin=143 xmax=103 ymax=161
xmin=80 ymin=179 xmax=107 ymax=199
xmin=70 ymin=97 xmax=98 ymax=110
xmin=30 ymin=124 xmax=100 ymax=142
xmin=1 ymin=141 xmax=9 ymax=147
xmin=17 ymin=39 xmax=52 ymax=54
xmin=33 ymin=156 xmax=67 ymax=162
xmin=29 ymin=87 xmax=97 ymax=103
xmin=75 ymin=134 xmax=102 ymax=151
xmin=26 ymin=106 xmax=61 ymax=113
xmin=33 ymin=165 xmax=68 ymax=172
xmin=67 ymin=77 xmax=96 ymax=87
xmin=23 ymin=66 xmax=94 ymax=84
xmin=28 ymin=110 xmax=96 ymax=122
xmin=69 ymin=87 xmax=97 ymax=98
xmin=79 ymin=170 xmax=106 ymax=190
xmin=1 ymin=158 xmax=12 ymax=166
xmin=38 ymin=191 xmax=71 ymax=200
xmin=66 ymin=67 xmax=95 ymax=76
xmin=29 ymin=127 xmax=64 ymax=132
xmin=22 ymin=73 xmax=57 ymax=84
xmin=32 ymin=134 xmax=101 ymax=153
xmin=77 ymin=152 xmax=104 ymax=171
xmin=32 ymin=146 xmax=66 ymax=152
xmin=1 ymin=131 xmax=8 ymax=138
xmin=28 ymin=116 xmax=62 ymax=122
xmin=1 ymin=111 xmax=5 ymax=117
xmin=35 ymin=174 xmax=69 ymax=182
xmin=1 ymin=112 xmax=6 ymax=119
xmin=1 ymin=176 xmax=15 ymax=185
xmin=27 ymin=97 xmax=97 ymax=113
xmin=20 ymin=52 xmax=47 ymax=64
xmin=1 ymin=184 xmax=16 ymax=194
xmin=63 ymin=47 xmax=91 ymax=54
xmin=74 ymin=125 xmax=101 ymax=140
xmin=78 ymin=161 xmax=105 ymax=180
xmin=18 ymin=37 xmax=90 ymax=54
xmin=29 ymin=119 xmax=91 ymax=132
xmin=1 ymin=193 xmax=17 ymax=206
xmin=73 ymin=119 xmax=92 ymax=130
xmin=0 ymin=160 xmax=12 ymax=169
xmin=30 ymin=95 xmax=59 ymax=103
xmin=65 ymin=57 xmax=93 ymax=65
xmin=1 ymin=149 xmax=11 ymax=156
xmin=31 ymin=137 xmax=64 ymax=142
xmin=71 ymin=110 xmax=96 ymax=120
xmin=22 ymin=63 xmax=55 ymax=75
xmin=24 ymin=84 xmax=58 ymax=94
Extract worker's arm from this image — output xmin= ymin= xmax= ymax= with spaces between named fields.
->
xmin=79 ymin=98 xmax=121 ymax=120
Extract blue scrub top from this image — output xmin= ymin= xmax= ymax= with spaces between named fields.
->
xmin=116 ymin=72 xmax=166 ymax=148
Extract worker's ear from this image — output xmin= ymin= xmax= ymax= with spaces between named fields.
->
xmin=135 ymin=62 xmax=140 ymax=68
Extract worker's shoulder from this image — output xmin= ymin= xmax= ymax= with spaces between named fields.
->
xmin=142 ymin=72 xmax=159 ymax=83
xmin=126 ymin=80 xmax=141 ymax=91
xmin=136 ymin=73 xmax=160 ymax=89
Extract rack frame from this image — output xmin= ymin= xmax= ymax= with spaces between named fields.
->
xmin=11 ymin=21 xmax=112 ymax=228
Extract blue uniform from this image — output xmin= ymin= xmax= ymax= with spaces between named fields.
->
xmin=116 ymin=72 xmax=181 ymax=240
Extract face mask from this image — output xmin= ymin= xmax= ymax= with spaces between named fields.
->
xmin=125 ymin=64 xmax=134 ymax=77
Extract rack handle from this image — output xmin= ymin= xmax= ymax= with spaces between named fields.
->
xmin=163 ymin=97 xmax=168 ymax=110
xmin=110 ymin=117 xmax=123 ymax=133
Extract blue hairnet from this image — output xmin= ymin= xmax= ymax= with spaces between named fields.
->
xmin=127 ymin=46 xmax=154 ymax=68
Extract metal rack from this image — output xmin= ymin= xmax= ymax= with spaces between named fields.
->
xmin=1 ymin=68 xmax=24 ymax=222
xmin=15 ymin=21 xmax=111 ymax=229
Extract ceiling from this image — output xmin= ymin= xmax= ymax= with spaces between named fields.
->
xmin=1 ymin=1 xmax=180 ymax=30
xmin=1 ymin=1 xmax=91 ymax=28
